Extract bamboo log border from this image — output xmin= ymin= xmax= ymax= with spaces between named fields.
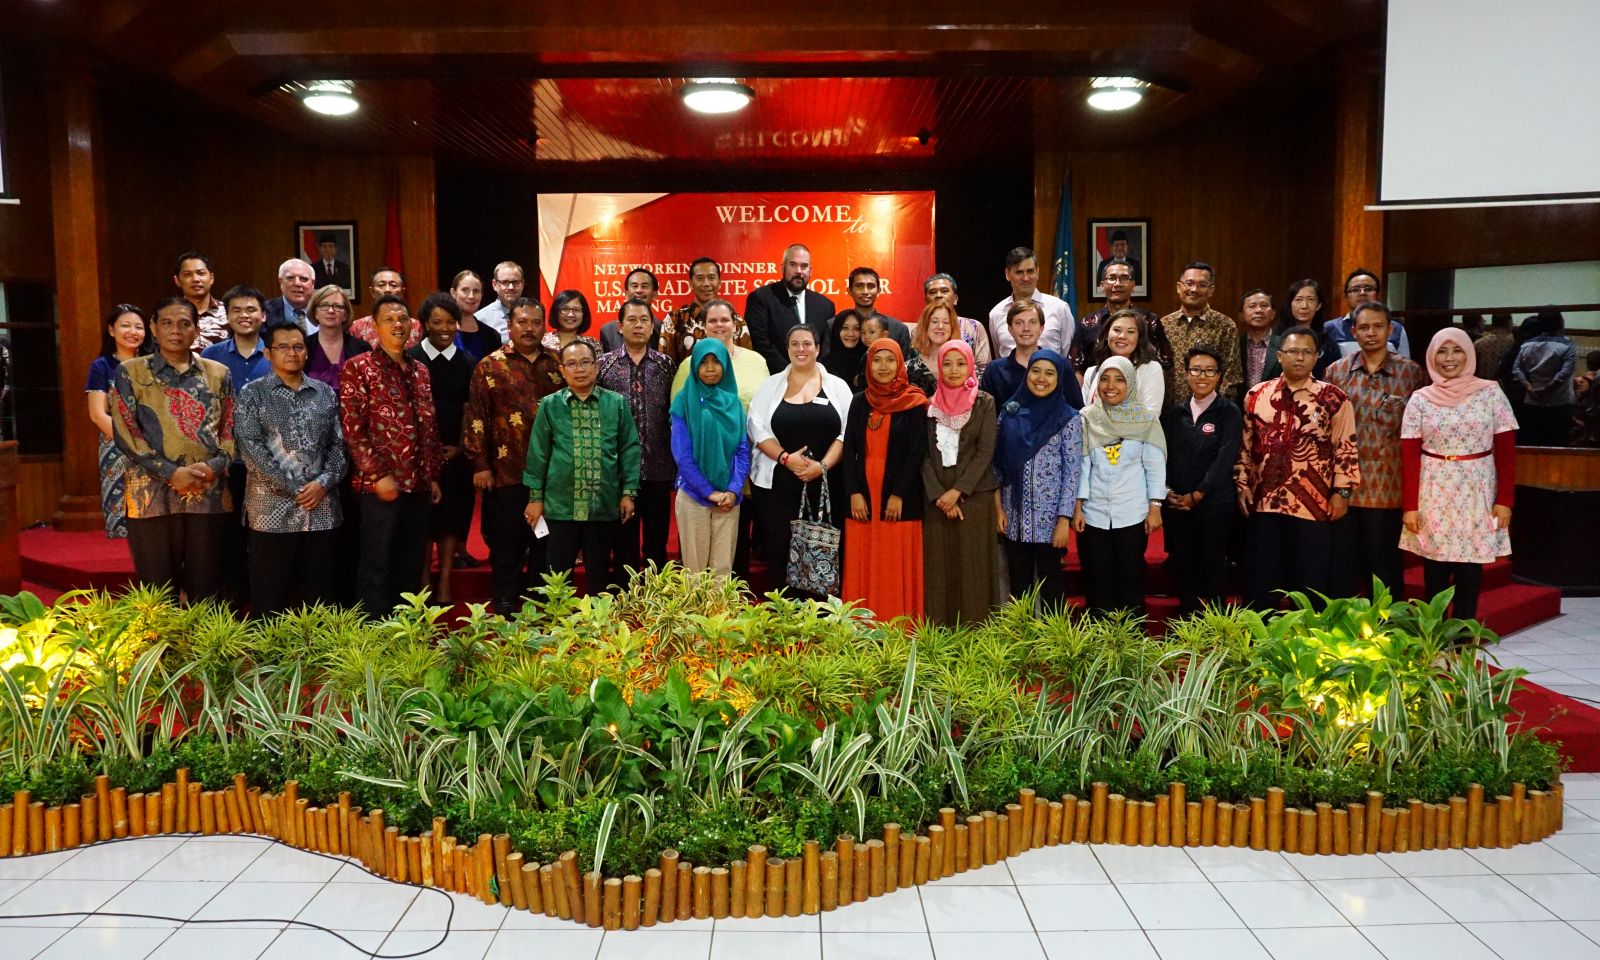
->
xmin=0 ymin=773 xmax=1568 ymax=925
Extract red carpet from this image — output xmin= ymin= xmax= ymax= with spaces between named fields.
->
xmin=19 ymin=521 xmax=1589 ymax=769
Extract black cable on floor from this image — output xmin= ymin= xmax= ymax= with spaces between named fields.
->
xmin=0 ymin=831 xmax=457 ymax=959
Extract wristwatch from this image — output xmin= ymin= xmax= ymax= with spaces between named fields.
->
xmin=1333 ymin=488 xmax=1352 ymax=499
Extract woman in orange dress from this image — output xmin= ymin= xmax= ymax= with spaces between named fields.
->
xmin=843 ymin=339 xmax=929 ymax=621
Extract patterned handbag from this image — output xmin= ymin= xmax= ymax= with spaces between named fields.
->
xmin=787 ymin=475 xmax=841 ymax=597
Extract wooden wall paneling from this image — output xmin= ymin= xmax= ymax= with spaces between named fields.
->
xmin=1385 ymin=203 xmax=1600 ymax=274
xmin=0 ymin=42 xmax=58 ymax=283
xmin=1515 ymin=448 xmax=1600 ymax=491
xmin=47 ymin=60 xmax=110 ymax=531
xmin=1331 ymin=58 xmax=1383 ymax=291
xmin=17 ymin=458 xmax=65 ymax=527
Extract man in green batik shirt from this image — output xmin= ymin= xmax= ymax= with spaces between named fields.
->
xmin=524 ymin=339 xmax=641 ymax=594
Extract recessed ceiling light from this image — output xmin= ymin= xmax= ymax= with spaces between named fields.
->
xmin=680 ymin=79 xmax=754 ymax=115
xmin=1086 ymin=77 xmax=1145 ymax=112
xmin=301 ymin=80 xmax=359 ymax=116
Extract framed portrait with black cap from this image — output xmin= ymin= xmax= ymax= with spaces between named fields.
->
xmin=295 ymin=222 xmax=359 ymax=302
xmin=1088 ymin=218 xmax=1149 ymax=300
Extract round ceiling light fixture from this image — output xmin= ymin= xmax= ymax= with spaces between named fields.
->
xmin=1086 ymin=77 xmax=1146 ymax=112
xmin=680 ymin=78 xmax=754 ymax=115
xmin=300 ymin=80 xmax=360 ymax=116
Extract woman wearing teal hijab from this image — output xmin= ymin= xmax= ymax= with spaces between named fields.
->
xmin=670 ymin=338 xmax=752 ymax=576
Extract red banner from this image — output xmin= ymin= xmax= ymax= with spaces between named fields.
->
xmin=537 ymin=191 xmax=936 ymax=320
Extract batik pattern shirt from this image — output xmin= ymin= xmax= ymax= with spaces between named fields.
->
xmin=1325 ymin=351 xmax=1424 ymax=509
xmin=1160 ymin=307 xmax=1242 ymax=407
xmin=464 ymin=348 xmax=565 ymax=488
xmin=996 ymin=417 xmax=1083 ymax=544
xmin=1237 ymin=377 xmax=1360 ymax=522
xmin=597 ymin=348 xmax=677 ymax=483
xmin=657 ymin=300 xmax=753 ymax=366
xmin=194 ymin=299 xmax=231 ymax=350
xmin=235 ymin=373 xmax=347 ymax=532
xmin=111 ymin=353 xmax=234 ymax=518
xmin=523 ymin=387 xmax=641 ymax=521
xmin=338 ymin=349 xmax=443 ymax=494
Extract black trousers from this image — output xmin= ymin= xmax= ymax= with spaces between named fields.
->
xmin=1164 ymin=502 xmax=1231 ymax=615
xmin=1423 ymin=559 xmax=1485 ymax=621
xmin=1246 ymin=512 xmax=1334 ymax=610
xmin=613 ymin=478 xmax=674 ymax=585
xmin=732 ymin=497 xmax=755 ymax=580
xmin=355 ymin=490 xmax=432 ymax=617
xmin=126 ymin=512 xmax=227 ymax=603
xmin=1332 ymin=506 xmax=1405 ymax=599
xmin=1002 ymin=538 xmax=1066 ymax=612
xmin=332 ymin=479 xmax=362 ymax=607
xmin=546 ymin=519 xmax=618 ymax=594
xmin=1078 ymin=523 xmax=1148 ymax=615
xmin=484 ymin=484 xmax=547 ymax=614
xmin=248 ymin=528 xmax=339 ymax=618
xmin=222 ymin=463 xmax=250 ymax=609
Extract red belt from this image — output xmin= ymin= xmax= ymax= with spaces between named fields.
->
xmin=1422 ymin=448 xmax=1491 ymax=461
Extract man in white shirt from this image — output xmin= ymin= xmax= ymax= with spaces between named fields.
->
xmin=475 ymin=260 xmax=526 ymax=340
xmin=987 ymin=246 xmax=1074 ymax=357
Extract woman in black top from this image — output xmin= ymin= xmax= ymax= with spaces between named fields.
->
xmin=1159 ymin=345 xmax=1243 ymax=615
xmin=408 ymin=292 xmax=480 ymax=603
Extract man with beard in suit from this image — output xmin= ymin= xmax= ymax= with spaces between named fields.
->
xmin=744 ymin=243 xmax=837 ymax=373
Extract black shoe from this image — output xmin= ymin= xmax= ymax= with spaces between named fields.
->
xmin=455 ymin=550 xmax=482 ymax=569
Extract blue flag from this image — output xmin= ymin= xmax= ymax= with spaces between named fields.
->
xmin=1051 ymin=170 xmax=1076 ymax=312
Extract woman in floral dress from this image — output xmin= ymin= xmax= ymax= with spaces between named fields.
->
xmin=1400 ymin=327 xmax=1517 ymax=621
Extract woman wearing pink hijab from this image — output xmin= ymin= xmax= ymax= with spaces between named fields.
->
xmin=921 ymin=339 xmax=1000 ymax=625
xmin=1400 ymin=327 xmax=1518 ymax=621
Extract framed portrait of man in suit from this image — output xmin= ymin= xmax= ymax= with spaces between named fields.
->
xmin=296 ymin=222 xmax=359 ymax=302
xmin=1088 ymin=218 xmax=1150 ymax=300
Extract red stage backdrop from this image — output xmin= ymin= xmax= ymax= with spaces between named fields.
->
xmin=537 ymin=192 xmax=936 ymax=319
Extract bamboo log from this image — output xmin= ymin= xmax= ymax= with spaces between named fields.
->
xmin=63 ymin=803 xmax=80 ymax=849
xmin=561 ymin=851 xmax=584 ymax=920
xmin=927 ymin=825 xmax=946 ymax=881
xmin=820 ymin=852 xmax=838 ymax=912
xmin=525 ymin=860 xmax=545 ymax=913
xmin=882 ymin=824 xmax=901 ymax=890
xmin=1062 ymin=795 xmax=1079 ymax=846
xmin=1185 ymin=801 xmax=1201 ymax=847
xmin=420 ymin=832 xmax=437 ymax=889
xmin=1002 ymin=806 xmax=1022 ymax=857
xmin=677 ymin=862 xmax=693 ymax=922
xmin=962 ymin=816 xmax=980 ymax=867
xmin=27 ymin=802 xmax=44 ymax=853
xmin=624 ymin=874 xmax=643 ymax=929
xmin=784 ymin=857 xmax=802 ymax=916
xmin=1265 ymin=787 xmax=1284 ymax=852
xmin=1048 ymin=801 xmax=1064 ymax=847
xmin=1403 ymin=799 xmax=1421 ymax=851
xmin=899 ymin=835 xmax=915 ymax=890
xmin=913 ymin=835 xmax=930 ymax=886
xmin=44 ymin=806 xmax=61 ymax=852
xmin=1215 ymin=802 xmax=1233 ymax=848
xmin=1090 ymin=782 xmax=1109 ymax=844
xmin=1 ymin=800 xmax=14 ymax=856
xmin=1018 ymin=788 xmax=1036 ymax=846
xmin=599 ymin=877 xmax=620 ymax=931
xmin=1316 ymin=803 xmax=1333 ymax=855
xmin=1482 ymin=803 xmax=1499 ymax=856
xmin=384 ymin=827 xmax=400 ymax=883
xmin=1284 ymin=805 xmax=1300 ymax=854
xmin=853 ymin=844 xmax=870 ymax=903
xmin=867 ymin=840 xmax=885 ymax=897
xmin=1138 ymin=802 xmax=1156 ymax=847
xmin=549 ymin=861 xmax=571 ymax=920
xmin=244 ymin=787 xmax=261 ymax=835
xmin=1122 ymin=804 xmax=1138 ymax=849
xmin=586 ymin=872 xmax=602 ymax=928
xmin=1466 ymin=784 xmax=1485 ymax=848
xmin=1496 ymin=795 xmax=1516 ymax=848
xmin=1448 ymin=796 xmax=1468 ymax=848
xmin=1348 ymin=802 xmax=1367 ymax=855
xmin=1155 ymin=796 xmax=1171 ymax=847
xmin=745 ymin=845 xmax=765 ymax=918
xmin=1333 ymin=808 xmax=1350 ymax=855
xmin=660 ymin=849 xmax=681 ymax=921
xmin=174 ymin=770 xmax=190 ymax=832
xmin=318 ymin=808 xmax=334 ymax=853
xmin=156 ymin=783 xmax=174 ymax=836
xmin=939 ymin=809 xmax=957 ymax=873
xmin=765 ymin=858 xmax=785 ymax=918
xmin=998 ymin=813 xmax=1010 ymax=861
xmin=691 ymin=864 xmax=710 ymax=921
xmin=95 ymin=774 xmax=112 ymax=839
xmin=1075 ymin=799 xmax=1092 ymax=844
xmin=1421 ymin=803 xmax=1438 ymax=850
xmin=1364 ymin=792 xmax=1383 ymax=853
xmin=983 ymin=811 xmax=999 ymax=864
xmin=1512 ymin=783 xmax=1527 ymax=842
xmin=729 ymin=860 xmax=747 ymax=919
xmin=79 ymin=793 xmax=98 ymax=845
xmin=216 ymin=791 xmax=233 ymax=835
xmin=123 ymin=795 xmax=142 ymax=839
xmin=1554 ymin=782 xmax=1565 ymax=832
xmin=1378 ymin=808 xmax=1397 ymax=853
xmin=1106 ymin=794 xmax=1126 ymax=845
xmin=641 ymin=867 xmax=660 ymax=926
xmin=1298 ymin=809 xmax=1316 ymax=856
xmin=803 ymin=840 xmax=821 ymax=912
xmin=1234 ymin=803 xmax=1251 ymax=851
xmin=1200 ymin=796 xmax=1217 ymax=847
xmin=492 ymin=834 xmax=512 ymax=905
xmin=107 ymin=787 xmax=127 ymax=839
xmin=1249 ymin=797 xmax=1266 ymax=850
xmin=834 ymin=836 xmax=853 ymax=902
xmin=952 ymin=823 xmax=969 ymax=873
xmin=1522 ymin=794 xmax=1540 ymax=844
xmin=1033 ymin=796 xmax=1049 ymax=849
xmin=1170 ymin=783 xmax=1187 ymax=848
xmin=406 ymin=837 xmax=422 ymax=887
xmin=498 ymin=851 xmax=524 ymax=908
xmin=711 ymin=867 xmax=729 ymax=919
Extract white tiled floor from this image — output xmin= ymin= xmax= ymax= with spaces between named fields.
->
xmin=1 ymin=598 xmax=1598 ymax=960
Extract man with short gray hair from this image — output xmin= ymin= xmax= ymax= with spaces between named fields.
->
xmin=923 ymin=272 xmax=993 ymax=373
xmin=265 ymin=259 xmax=316 ymax=332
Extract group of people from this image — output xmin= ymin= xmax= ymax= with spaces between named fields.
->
xmin=90 ymin=244 xmax=1536 ymax=624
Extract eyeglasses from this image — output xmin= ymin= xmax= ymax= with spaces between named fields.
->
xmin=1104 ymin=275 xmax=1133 ymax=284
xmin=558 ymin=306 xmax=583 ymax=315
xmin=1346 ymin=284 xmax=1379 ymax=294
xmin=1279 ymin=347 xmax=1317 ymax=357
xmin=1179 ymin=280 xmax=1213 ymax=291
xmin=269 ymin=343 xmax=308 ymax=353
xmin=561 ymin=359 xmax=596 ymax=370
xmin=493 ymin=278 xmax=522 ymax=287
xmin=1186 ymin=367 xmax=1220 ymax=376
xmin=315 ymin=303 xmax=349 ymax=313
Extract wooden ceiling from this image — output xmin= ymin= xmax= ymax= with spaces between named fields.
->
xmin=22 ymin=1 xmax=1379 ymax=172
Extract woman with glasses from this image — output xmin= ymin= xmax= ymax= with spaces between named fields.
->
xmin=1160 ymin=345 xmax=1242 ymax=615
xmin=545 ymin=289 xmax=602 ymax=358
xmin=304 ymin=284 xmax=370 ymax=392
xmin=1082 ymin=308 xmax=1166 ymax=412
xmin=87 ymin=304 xmax=152 ymax=538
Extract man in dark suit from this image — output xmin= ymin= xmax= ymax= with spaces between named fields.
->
xmin=264 ymin=259 xmax=317 ymax=333
xmin=745 ymin=243 xmax=836 ymax=373
xmin=311 ymin=234 xmax=353 ymax=291
xmin=1095 ymin=229 xmax=1143 ymax=286
xmin=1236 ymin=288 xmax=1282 ymax=401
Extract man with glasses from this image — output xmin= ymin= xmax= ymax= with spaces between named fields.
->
xmin=1071 ymin=261 xmax=1168 ymax=377
xmin=598 ymin=298 xmax=676 ymax=581
xmin=1160 ymin=261 xmax=1242 ymax=408
xmin=523 ymin=340 xmax=641 ymax=595
xmin=234 ymin=320 xmax=347 ymax=617
xmin=1325 ymin=301 xmax=1424 ymax=598
xmin=1319 ymin=269 xmax=1412 ymax=368
xmin=476 ymin=261 xmax=527 ymax=340
xmin=1160 ymin=345 xmax=1242 ymax=614
xmin=265 ymin=259 xmax=317 ymax=332
xmin=1236 ymin=326 xmax=1359 ymax=610
xmin=340 ymin=295 xmax=443 ymax=617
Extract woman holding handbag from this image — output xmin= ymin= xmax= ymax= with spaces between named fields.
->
xmin=843 ymin=339 xmax=929 ymax=621
xmin=748 ymin=324 xmax=854 ymax=597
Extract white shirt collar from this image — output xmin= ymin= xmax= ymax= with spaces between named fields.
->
xmin=1189 ymin=391 xmax=1217 ymax=421
xmin=421 ymin=340 xmax=457 ymax=361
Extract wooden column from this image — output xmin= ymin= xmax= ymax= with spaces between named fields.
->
xmin=48 ymin=60 xmax=109 ymax=532
xmin=1331 ymin=56 xmax=1384 ymax=293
